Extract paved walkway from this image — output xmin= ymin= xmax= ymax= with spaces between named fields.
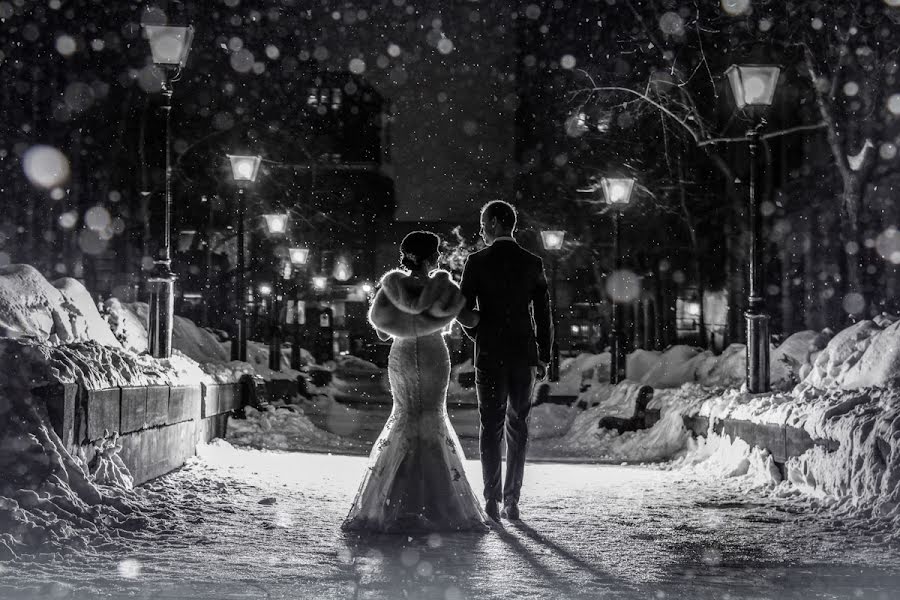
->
xmin=2 ymin=446 xmax=898 ymax=600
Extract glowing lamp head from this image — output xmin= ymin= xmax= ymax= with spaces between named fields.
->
xmin=725 ymin=64 xmax=780 ymax=109
xmin=540 ymin=230 xmax=566 ymax=251
xmin=312 ymin=276 xmax=327 ymax=291
xmin=142 ymin=25 xmax=194 ymax=68
xmin=600 ymin=177 xmax=636 ymax=206
xmin=227 ymin=154 xmax=262 ymax=182
xmin=258 ymin=284 xmax=272 ymax=296
xmin=361 ymin=283 xmax=373 ymax=294
xmin=289 ymin=247 xmax=309 ymax=265
xmin=263 ymin=213 xmax=288 ymax=235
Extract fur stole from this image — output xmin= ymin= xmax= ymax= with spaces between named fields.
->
xmin=368 ymin=269 xmax=466 ymax=338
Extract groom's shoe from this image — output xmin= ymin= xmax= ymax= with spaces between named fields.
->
xmin=501 ymin=501 xmax=520 ymax=520
xmin=485 ymin=500 xmax=500 ymax=521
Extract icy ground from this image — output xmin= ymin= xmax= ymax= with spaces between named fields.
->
xmin=1 ymin=442 xmax=898 ymax=600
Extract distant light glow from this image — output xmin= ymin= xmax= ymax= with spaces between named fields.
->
xmin=349 ymin=58 xmax=366 ymax=74
xmin=84 ymin=206 xmax=111 ymax=232
xmin=560 ymin=54 xmax=576 ymax=69
xmin=886 ymin=93 xmax=900 ymax=115
xmin=606 ymin=269 xmax=641 ymax=303
xmin=55 ymin=34 xmax=77 ymax=56
xmin=22 ymin=145 xmax=70 ymax=189
xmin=259 ymin=284 xmax=272 ymax=296
xmin=720 ymin=0 xmax=750 ymax=15
xmin=312 ymin=276 xmax=327 ymax=290
xmin=361 ymin=283 xmax=373 ymax=294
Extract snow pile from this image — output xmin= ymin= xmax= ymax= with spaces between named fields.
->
xmin=0 ymin=345 xmax=162 ymax=560
xmin=534 ymin=406 xmax=690 ymax=463
xmin=799 ymin=316 xmax=900 ymax=391
xmin=102 ymin=298 xmax=148 ymax=353
xmin=548 ymin=352 xmax=610 ymax=397
xmin=0 ymin=265 xmax=120 ymax=348
xmin=674 ymin=432 xmax=783 ymax=489
xmin=126 ymin=302 xmax=229 ymax=363
xmin=226 ymin=404 xmax=360 ymax=453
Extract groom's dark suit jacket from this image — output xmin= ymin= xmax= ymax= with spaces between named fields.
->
xmin=459 ymin=239 xmax=553 ymax=368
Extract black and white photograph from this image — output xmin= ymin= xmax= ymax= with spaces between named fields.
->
xmin=0 ymin=0 xmax=899 ymax=598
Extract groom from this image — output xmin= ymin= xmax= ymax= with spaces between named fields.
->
xmin=459 ymin=200 xmax=553 ymax=521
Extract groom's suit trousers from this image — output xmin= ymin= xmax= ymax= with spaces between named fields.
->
xmin=476 ymin=363 xmax=535 ymax=504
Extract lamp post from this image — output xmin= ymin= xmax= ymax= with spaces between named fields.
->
xmin=141 ymin=24 xmax=194 ymax=358
xmin=540 ymin=230 xmax=565 ymax=382
xmin=264 ymin=214 xmax=289 ymax=371
xmin=600 ymin=177 xmax=636 ymax=385
xmin=725 ymin=64 xmax=781 ymax=394
xmin=289 ymin=246 xmax=310 ymax=369
xmin=226 ymin=154 xmax=262 ymax=362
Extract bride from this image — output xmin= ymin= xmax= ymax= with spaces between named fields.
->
xmin=342 ymin=231 xmax=488 ymax=533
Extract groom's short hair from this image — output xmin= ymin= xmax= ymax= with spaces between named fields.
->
xmin=481 ymin=200 xmax=517 ymax=230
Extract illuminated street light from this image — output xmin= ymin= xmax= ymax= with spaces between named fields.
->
xmin=227 ymin=154 xmax=262 ymax=362
xmin=142 ymin=25 xmax=194 ymax=67
xmin=726 ymin=64 xmax=781 ymax=394
xmin=725 ymin=64 xmax=780 ymax=109
xmin=141 ymin=23 xmax=194 ymax=359
xmin=264 ymin=213 xmax=289 ymax=235
xmin=540 ymin=230 xmax=565 ymax=251
xmin=600 ymin=176 xmax=635 ymax=385
xmin=312 ymin=276 xmax=327 ymax=291
xmin=227 ymin=154 xmax=262 ymax=182
xmin=541 ymin=229 xmax=567 ymax=382
xmin=289 ymin=247 xmax=310 ymax=265
xmin=259 ymin=284 xmax=272 ymax=296
xmin=600 ymin=177 xmax=636 ymax=205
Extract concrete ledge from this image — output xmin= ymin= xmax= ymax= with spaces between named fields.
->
xmin=168 ymin=386 xmax=202 ymax=424
xmin=116 ymin=414 xmax=229 ymax=484
xmin=120 ymin=386 xmax=148 ymax=434
xmin=202 ymin=383 xmax=241 ymax=418
xmin=85 ymin=388 xmax=121 ymax=442
xmin=34 ymin=378 xmax=251 ymax=485
xmin=146 ymin=386 xmax=170 ymax=428
xmin=682 ymin=415 xmax=840 ymax=465
xmin=33 ymin=383 xmax=78 ymax=448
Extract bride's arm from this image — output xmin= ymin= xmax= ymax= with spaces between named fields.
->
xmin=456 ymin=308 xmax=480 ymax=328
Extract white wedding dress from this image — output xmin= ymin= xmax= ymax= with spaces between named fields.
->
xmin=342 ymin=270 xmax=488 ymax=533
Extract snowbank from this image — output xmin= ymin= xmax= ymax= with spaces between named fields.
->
xmin=0 ymin=346 xmax=161 ymax=560
xmin=535 ymin=315 xmax=900 ymax=541
xmin=226 ymin=404 xmax=360 ymax=453
xmin=0 ymin=265 xmax=120 ymax=348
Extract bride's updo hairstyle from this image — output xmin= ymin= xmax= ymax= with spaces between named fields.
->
xmin=400 ymin=231 xmax=441 ymax=271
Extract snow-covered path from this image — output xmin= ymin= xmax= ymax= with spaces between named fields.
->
xmin=2 ymin=443 xmax=898 ymax=600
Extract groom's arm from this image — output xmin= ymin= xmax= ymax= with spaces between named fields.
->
xmin=459 ymin=256 xmax=478 ymax=341
xmin=532 ymin=259 xmax=553 ymax=365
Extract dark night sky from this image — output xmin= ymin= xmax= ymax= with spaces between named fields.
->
xmin=300 ymin=1 xmax=518 ymax=222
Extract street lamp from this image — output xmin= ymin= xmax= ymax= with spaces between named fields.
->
xmin=726 ymin=64 xmax=781 ymax=394
xmin=226 ymin=154 xmax=262 ymax=362
xmin=289 ymin=246 xmax=310 ymax=369
xmin=263 ymin=214 xmax=290 ymax=371
xmin=263 ymin=213 xmax=289 ymax=235
xmin=141 ymin=23 xmax=194 ymax=359
xmin=600 ymin=176 xmax=636 ymax=385
xmin=540 ymin=230 xmax=566 ymax=382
